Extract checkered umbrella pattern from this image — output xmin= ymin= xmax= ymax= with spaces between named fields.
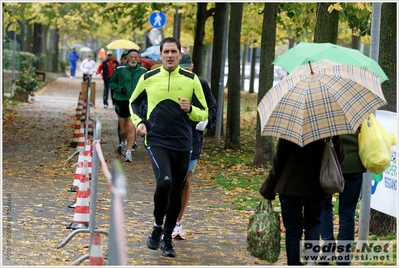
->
xmin=258 ymin=60 xmax=387 ymax=147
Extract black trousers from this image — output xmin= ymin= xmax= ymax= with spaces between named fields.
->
xmin=147 ymin=146 xmax=190 ymax=238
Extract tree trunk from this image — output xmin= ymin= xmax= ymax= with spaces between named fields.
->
xmin=32 ymin=23 xmax=41 ymax=55
xmin=369 ymin=2 xmax=397 ymax=236
xmin=378 ymin=2 xmax=397 ymax=113
xmin=50 ymin=27 xmax=59 ymax=72
xmin=288 ymin=38 xmax=296 ymax=49
xmin=249 ymin=47 xmax=257 ymax=94
xmin=253 ymin=2 xmax=278 ymax=167
xmin=209 ymin=3 xmax=228 ymax=138
xmin=192 ymin=3 xmax=208 ymax=77
xmin=241 ymin=44 xmax=247 ymax=91
xmin=40 ymin=24 xmax=49 ymax=55
xmin=225 ymin=3 xmax=243 ymax=150
xmin=351 ymin=34 xmax=361 ymax=50
xmin=313 ymin=3 xmax=339 ymax=44
xmin=25 ymin=22 xmax=34 ymax=53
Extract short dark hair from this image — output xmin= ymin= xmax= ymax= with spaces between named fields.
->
xmin=160 ymin=37 xmax=181 ymax=53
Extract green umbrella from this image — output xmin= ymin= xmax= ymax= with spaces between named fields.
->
xmin=273 ymin=42 xmax=388 ymax=83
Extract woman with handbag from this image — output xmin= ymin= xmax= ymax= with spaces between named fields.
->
xmin=260 ymin=137 xmax=345 ymax=265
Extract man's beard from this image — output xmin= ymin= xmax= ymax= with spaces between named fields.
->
xmin=128 ymin=62 xmax=137 ymax=68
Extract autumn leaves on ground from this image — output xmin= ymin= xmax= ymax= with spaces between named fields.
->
xmin=2 ymin=77 xmax=284 ymax=266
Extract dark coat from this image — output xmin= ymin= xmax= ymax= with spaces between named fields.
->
xmin=101 ymin=59 xmax=119 ymax=81
xmin=190 ymin=76 xmax=218 ymax=160
xmin=260 ymin=136 xmax=345 ymax=200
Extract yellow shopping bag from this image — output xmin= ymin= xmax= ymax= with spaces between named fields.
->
xmin=358 ymin=113 xmax=397 ymax=174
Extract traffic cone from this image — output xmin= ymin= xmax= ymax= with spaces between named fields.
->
xmin=68 ymin=154 xmax=84 ymax=193
xmin=80 ymin=100 xmax=87 ymax=121
xmin=69 ymin=115 xmax=81 ymax=147
xmin=76 ymin=123 xmax=85 ymax=152
xmin=75 ymin=92 xmax=84 ymax=117
xmin=67 ymin=168 xmax=90 ymax=230
xmin=89 ymin=233 xmax=104 ymax=265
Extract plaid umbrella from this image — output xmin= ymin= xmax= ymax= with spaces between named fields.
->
xmin=272 ymin=42 xmax=388 ymax=83
xmin=258 ymin=60 xmax=387 ymax=147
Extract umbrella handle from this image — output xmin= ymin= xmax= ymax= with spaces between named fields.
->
xmin=308 ymin=60 xmax=314 ymax=74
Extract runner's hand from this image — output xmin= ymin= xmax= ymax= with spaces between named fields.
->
xmin=178 ymin=97 xmax=191 ymax=113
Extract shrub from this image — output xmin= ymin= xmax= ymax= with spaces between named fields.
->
xmin=12 ymin=66 xmax=39 ymax=92
xmin=3 ymin=49 xmax=36 ymax=71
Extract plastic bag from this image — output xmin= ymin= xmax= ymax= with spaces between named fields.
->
xmin=358 ymin=113 xmax=397 ymax=174
xmin=247 ymin=198 xmax=281 ymax=263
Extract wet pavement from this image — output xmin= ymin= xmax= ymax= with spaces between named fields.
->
xmin=2 ymin=70 xmax=284 ymax=266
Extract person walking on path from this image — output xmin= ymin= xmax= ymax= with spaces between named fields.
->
xmin=115 ymin=50 xmax=130 ymax=151
xmin=319 ymin=132 xmax=365 ymax=266
xmin=68 ymin=48 xmax=80 ymax=79
xmin=98 ymin=48 xmax=106 ymax=62
xmin=128 ymin=37 xmax=209 ymax=258
xmin=259 ymin=137 xmax=345 ymax=265
xmin=110 ymin=49 xmax=147 ymax=162
xmin=172 ymin=53 xmax=218 ymax=240
xmin=96 ymin=51 xmax=119 ymax=108
xmin=79 ymin=54 xmax=96 ymax=82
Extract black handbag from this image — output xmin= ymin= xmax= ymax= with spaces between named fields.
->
xmin=319 ymin=137 xmax=345 ymax=194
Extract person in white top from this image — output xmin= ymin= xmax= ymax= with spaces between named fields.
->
xmin=80 ymin=54 xmax=96 ymax=81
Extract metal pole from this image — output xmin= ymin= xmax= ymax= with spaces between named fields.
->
xmin=88 ymin=117 xmax=101 ymax=252
xmin=357 ymin=2 xmax=381 ymax=247
xmin=215 ymin=3 xmax=230 ymax=146
xmin=108 ymin=160 xmax=127 ymax=265
xmin=85 ymin=76 xmax=91 ymax=143
xmin=11 ymin=29 xmax=17 ymax=97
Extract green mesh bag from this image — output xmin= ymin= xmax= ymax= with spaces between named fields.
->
xmin=247 ymin=198 xmax=281 ymax=263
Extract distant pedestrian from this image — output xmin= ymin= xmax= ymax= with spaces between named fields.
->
xmin=129 ymin=37 xmax=209 ymax=258
xmin=98 ymin=48 xmax=106 ymax=62
xmin=68 ymin=48 xmax=80 ymax=79
xmin=79 ymin=55 xmax=96 ymax=82
xmin=96 ymin=51 xmax=119 ymax=108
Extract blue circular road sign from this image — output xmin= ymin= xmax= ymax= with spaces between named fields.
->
xmin=149 ymin=11 xmax=167 ymax=29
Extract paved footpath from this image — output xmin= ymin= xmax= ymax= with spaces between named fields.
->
xmin=2 ymin=72 xmax=285 ymax=266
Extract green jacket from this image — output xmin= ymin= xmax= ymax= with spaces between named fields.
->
xmin=340 ymin=133 xmax=366 ymax=174
xmin=109 ymin=63 xmax=147 ymax=101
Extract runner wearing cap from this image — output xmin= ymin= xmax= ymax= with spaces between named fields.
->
xmin=110 ymin=49 xmax=147 ymax=162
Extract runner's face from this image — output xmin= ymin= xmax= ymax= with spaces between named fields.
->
xmin=127 ymin=52 xmax=140 ymax=68
xmin=121 ymin=56 xmax=128 ymax=65
xmin=160 ymin=42 xmax=182 ymax=72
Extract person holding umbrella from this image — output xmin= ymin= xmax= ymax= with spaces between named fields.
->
xmin=68 ymin=48 xmax=80 ymax=79
xmin=259 ymin=137 xmax=346 ymax=265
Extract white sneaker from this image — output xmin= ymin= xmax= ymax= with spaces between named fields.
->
xmin=124 ymin=151 xmax=132 ymax=162
xmin=121 ymin=143 xmax=127 ymax=156
xmin=172 ymin=222 xmax=185 ymax=240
